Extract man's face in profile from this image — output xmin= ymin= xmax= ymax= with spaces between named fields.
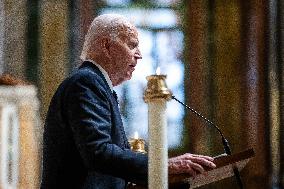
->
xmin=108 ymin=23 xmax=142 ymax=85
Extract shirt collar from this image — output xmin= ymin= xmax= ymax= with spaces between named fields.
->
xmin=85 ymin=59 xmax=113 ymax=92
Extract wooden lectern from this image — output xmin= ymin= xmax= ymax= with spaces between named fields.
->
xmin=169 ymin=148 xmax=255 ymax=188
xmin=128 ymin=148 xmax=255 ymax=189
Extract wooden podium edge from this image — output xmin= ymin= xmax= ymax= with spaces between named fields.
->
xmin=169 ymin=148 xmax=255 ymax=185
xmin=128 ymin=149 xmax=255 ymax=189
xmin=213 ymin=148 xmax=255 ymax=168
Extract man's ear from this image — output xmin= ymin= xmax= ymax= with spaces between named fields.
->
xmin=101 ymin=38 xmax=111 ymax=59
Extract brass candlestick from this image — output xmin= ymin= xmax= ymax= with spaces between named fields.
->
xmin=129 ymin=138 xmax=146 ymax=154
xmin=143 ymin=74 xmax=172 ymax=103
xmin=143 ymin=69 xmax=172 ymax=189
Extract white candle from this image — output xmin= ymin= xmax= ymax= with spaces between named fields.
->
xmin=148 ymin=100 xmax=168 ymax=189
xmin=156 ymin=67 xmax=161 ymax=75
xmin=144 ymin=69 xmax=172 ymax=189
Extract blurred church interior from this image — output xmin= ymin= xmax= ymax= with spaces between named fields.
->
xmin=0 ymin=0 xmax=283 ymax=188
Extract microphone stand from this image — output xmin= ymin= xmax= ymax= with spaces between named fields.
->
xmin=172 ymin=95 xmax=244 ymax=189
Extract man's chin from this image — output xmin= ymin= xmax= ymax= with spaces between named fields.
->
xmin=116 ymin=75 xmax=132 ymax=86
xmin=125 ymin=76 xmax=132 ymax=81
xmin=126 ymin=72 xmax=133 ymax=80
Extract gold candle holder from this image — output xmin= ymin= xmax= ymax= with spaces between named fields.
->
xmin=129 ymin=138 xmax=146 ymax=154
xmin=143 ymin=74 xmax=172 ymax=103
xmin=129 ymin=132 xmax=147 ymax=154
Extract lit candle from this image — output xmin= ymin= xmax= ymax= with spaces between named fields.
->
xmin=144 ymin=68 xmax=172 ymax=189
xmin=134 ymin=131 xmax=139 ymax=139
xmin=156 ymin=67 xmax=161 ymax=75
xmin=129 ymin=131 xmax=146 ymax=154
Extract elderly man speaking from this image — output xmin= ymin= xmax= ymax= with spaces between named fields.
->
xmin=40 ymin=14 xmax=216 ymax=189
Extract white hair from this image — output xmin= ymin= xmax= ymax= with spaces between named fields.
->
xmin=80 ymin=14 xmax=132 ymax=61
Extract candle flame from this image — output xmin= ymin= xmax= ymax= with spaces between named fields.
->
xmin=156 ymin=67 xmax=161 ymax=75
xmin=134 ymin=131 xmax=139 ymax=139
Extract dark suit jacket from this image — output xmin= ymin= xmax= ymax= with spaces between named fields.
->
xmin=41 ymin=61 xmax=148 ymax=189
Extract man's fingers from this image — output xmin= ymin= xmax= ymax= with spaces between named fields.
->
xmin=186 ymin=161 xmax=205 ymax=174
xmin=191 ymin=154 xmax=214 ymax=161
xmin=169 ymin=160 xmax=198 ymax=177
xmin=178 ymin=153 xmax=214 ymax=162
xmin=190 ymin=157 xmax=216 ymax=168
xmin=179 ymin=154 xmax=216 ymax=168
xmin=184 ymin=166 xmax=196 ymax=177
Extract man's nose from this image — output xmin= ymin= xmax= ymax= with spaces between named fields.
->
xmin=134 ymin=48 xmax=142 ymax=59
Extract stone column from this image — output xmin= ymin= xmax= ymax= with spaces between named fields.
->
xmin=39 ymin=0 xmax=69 ymax=118
xmin=69 ymin=0 xmax=96 ymax=70
xmin=185 ymin=0 xmax=211 ymax=154
xmin=278 ymin=0 xmax=284 ymax=187
xmin=241 ymin=0 xmax=271 ymax=188
xmin=213 ymin=0 xmax=243 ymax=154
xmin=0 ymin=0 xmax=4 ymax=74
xmin=0 ymin=0 xmax=28 ymax=79
xmin=267 ymin=0 xmax=281 ymax=187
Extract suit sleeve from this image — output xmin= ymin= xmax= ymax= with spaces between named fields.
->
xmin=64 ymin=74 xmax=148 ymax=185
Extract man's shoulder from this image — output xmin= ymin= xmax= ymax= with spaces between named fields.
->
xmin=67 ymin=66 xmax=105 ymax=86
xmin=52 ymin=64 xmax=109 ymax=101
xmin=73 ymin=64 xmax=101 ymax=78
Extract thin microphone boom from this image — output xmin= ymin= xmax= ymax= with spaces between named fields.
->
xmin=171 ymin=95 xmax=231 ymax=154
xmin=171 ymin=95 xmax=243 ymax=189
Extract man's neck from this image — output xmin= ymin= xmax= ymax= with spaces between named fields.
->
xmin=85 ymin=59 xmax=114 ymax=91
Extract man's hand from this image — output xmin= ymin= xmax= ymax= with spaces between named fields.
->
xmin=168 ymin=153 xmax=216 ymax=177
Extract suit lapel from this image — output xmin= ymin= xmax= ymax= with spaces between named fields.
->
xmin=79 ymin=61 xmax=130 ymax=149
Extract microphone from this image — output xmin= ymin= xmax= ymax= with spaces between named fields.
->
xmin=171 ymin=95 xmax=243 ymax=189
xmin=171 ymin=95 xmax=231 ymax=154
